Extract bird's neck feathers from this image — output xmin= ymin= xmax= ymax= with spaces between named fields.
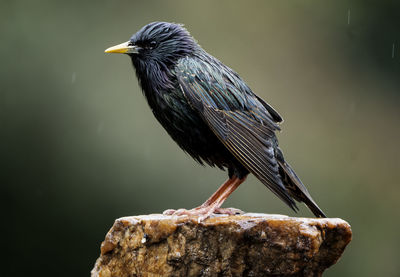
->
xmin=131 ymin=48 xmax=200 ymax=98
xmin=130 ymin=24 xmax=201 ymax=104
xmin=132 ymin=57 xmax=175 ymax=97
xmin=131 ymin=29 xmax=201 ymax=94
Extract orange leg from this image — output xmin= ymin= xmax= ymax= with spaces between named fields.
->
xmin=163 ymin=176 xmax=247 ymax=221
xmin=198 ymin=177 xmax=237 ymax=208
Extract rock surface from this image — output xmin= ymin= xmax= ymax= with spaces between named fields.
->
xmin=91 ymin=213 xmax=351 ymax=277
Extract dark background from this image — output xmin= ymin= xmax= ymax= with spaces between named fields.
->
xmin=2 ymin=0 xmax=399 ymax=276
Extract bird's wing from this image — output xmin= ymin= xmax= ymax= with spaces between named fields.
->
xmin=176 ymin=56 xmax=297 ymax=210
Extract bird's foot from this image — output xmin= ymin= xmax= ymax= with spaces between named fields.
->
xmin=163 ymin=207 xmax=209 ymax=217
xmin=163 ymin=206 xmax=215 ymax=222
xmin=214 ymin=207 xmax=244 ymax=215
xmin=162 ymin=206 xmax=244 ymax=222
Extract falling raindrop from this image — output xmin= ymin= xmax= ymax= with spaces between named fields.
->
xmin=392 ymin=43 xmax=395 ymax=58
xmin=347 ymin=9 xmax=351 ymax=25
xmin=72 ymin=72 xmax=76 ymax=83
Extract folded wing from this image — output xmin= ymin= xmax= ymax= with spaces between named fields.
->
xmin=176 ymin=56 xmax=298 ymax=211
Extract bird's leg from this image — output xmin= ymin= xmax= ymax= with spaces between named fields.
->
xmin=163 ymin=176 xmax=246 ymax=221
xmin=163 ymin=177 xmax=237 ymax=215
xmin=200 ymin=176 xmax=246 ymax=219
xmin=197 ymin=177 xmax=236 ymax=208
xmin=196 ymin=177 xmax=244 ymax=215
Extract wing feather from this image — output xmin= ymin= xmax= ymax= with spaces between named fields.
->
xmin=177 ymin=57 xmax=297 ymax=210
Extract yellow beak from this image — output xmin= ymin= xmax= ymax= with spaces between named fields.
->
xmin=104 ymin=41 xmax=139 ymax=54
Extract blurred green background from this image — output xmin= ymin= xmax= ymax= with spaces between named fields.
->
xmin=2 ymin=0 xmax=399 ymax=276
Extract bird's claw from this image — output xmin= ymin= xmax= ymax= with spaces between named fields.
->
xmin=162 ymin=208 xmax=204 ymax=217
xmin=163 ymin=209 xmax=187 ymax=216
xmin=162 ymin=206 xmax=244 ymax=222
xmin=214 ymin=207 xmax=244 ymax=215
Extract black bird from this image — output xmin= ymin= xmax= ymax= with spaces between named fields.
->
xmin=105 ymin=22 xmax=326 ymax=220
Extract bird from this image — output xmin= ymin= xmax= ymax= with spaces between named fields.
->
xmin=105 ymin=22 xmax=326 ymax=221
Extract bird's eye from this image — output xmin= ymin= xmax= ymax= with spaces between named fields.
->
xmin=135 ymin=40 xmax=156 ymax=50
xmin=149 ymin=40 xmax=157 ymax=49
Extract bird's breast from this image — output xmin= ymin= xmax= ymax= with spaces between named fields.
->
xmin=147 ymin=85 xmax=202 ymax=135
xmin=143 ymin=84 xmax=229 ymax=164
xmin=134 ymin=62 xmax=231 ymax=167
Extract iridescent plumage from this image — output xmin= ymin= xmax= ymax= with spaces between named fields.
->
xmin=105 ymin=22 xmax=326 ymax=218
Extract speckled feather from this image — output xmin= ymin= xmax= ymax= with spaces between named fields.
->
xmin=126 ymin=22 xmax=326 ymax=217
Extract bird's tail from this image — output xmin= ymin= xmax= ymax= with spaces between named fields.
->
xmin=277 ymin=152 xmax=326 ymax=218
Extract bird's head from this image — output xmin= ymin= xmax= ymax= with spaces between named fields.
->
xmin=105 ymin=22 xmax=198 ymax=67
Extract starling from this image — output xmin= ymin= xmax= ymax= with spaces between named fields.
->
xmin=105 ymin=22 xmax=326 ymax=220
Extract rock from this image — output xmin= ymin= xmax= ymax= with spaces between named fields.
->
xmin=91 ymin=213 xmax=351 ymax=277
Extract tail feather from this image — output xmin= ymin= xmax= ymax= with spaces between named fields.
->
xmin=277 ymin=155 xmax=326 ymax=218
